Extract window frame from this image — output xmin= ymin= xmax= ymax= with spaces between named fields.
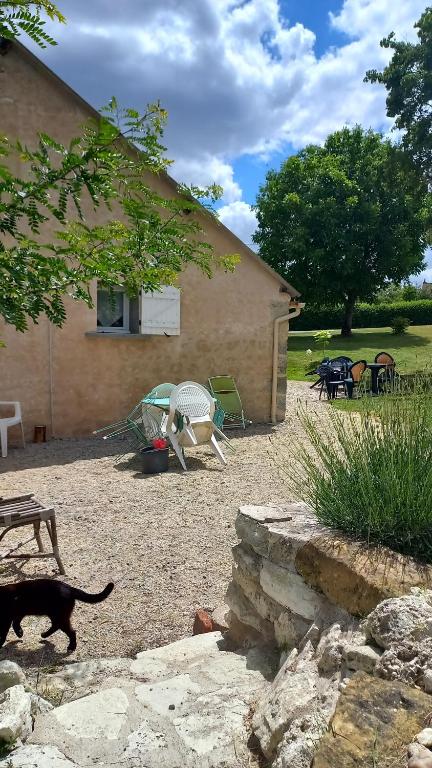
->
xmin=96 ymin=285 xmax=130 ymax=334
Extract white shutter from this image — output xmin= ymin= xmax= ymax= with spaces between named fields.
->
xmin=140 ymin=286 xmax=180 ymax=335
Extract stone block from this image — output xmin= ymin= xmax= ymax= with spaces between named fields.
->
xmin=225 ymin=581 xmax=275 ymax=643
xmin=252 ymin=641 xmax=340 ymax=760
xmin=260 ymin=559 xmax=330 ymax=621
xmin=232 ymin=563 xmax=280 ymax=623
xmin=0 ymin=661 xmax=26 ymax=694
xmin=8 ymin=744 xmax=77 ymax=767
xmin=0 ymin=685 xmax=32 ymax=744
xmin=273 ymin=610 xmax=311 ymax=649
xmin=211 ymin=604 xmax=229 ymax=633
xmin=313 ymin=672 xmax=432 ymax=768
xmin=232 ymin=543 xmax=261 ymax=584
xmin=231 ymin=558 xmax=310 ymax=648
xmin=235 ymin=503 xmax=325 ymax=568
xmin=365 ymin=590 xmax=432 ymax=649
xmin=343 ymin=643 xmax=381 ymax=674
xmin=295 ymin=536 xmax=432 ymax=617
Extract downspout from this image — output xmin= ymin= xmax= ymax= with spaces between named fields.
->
xmin=271 ymin=301 xmax=305 ymax=424
xmin=48 ymin=320 xmax=54 ymax=437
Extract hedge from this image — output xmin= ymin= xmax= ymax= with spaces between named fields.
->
xmin=292 ymin=299 xmax=432 ymax=331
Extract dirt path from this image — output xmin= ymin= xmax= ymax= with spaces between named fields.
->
xmin=0 ymin=382 xmax=321 ymax=669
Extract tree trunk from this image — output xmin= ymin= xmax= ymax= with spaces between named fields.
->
xmin=341 ymin=297 xmax=356 ymax=337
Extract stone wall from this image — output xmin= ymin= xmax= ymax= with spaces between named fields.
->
xmin=226 ymin=504 xmax=432 ymax=767
xmin=226 ymin=503 xmax=432 ymax=651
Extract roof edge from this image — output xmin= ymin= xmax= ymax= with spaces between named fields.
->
xmin=10 ymin=41 xmax=301 ymax=298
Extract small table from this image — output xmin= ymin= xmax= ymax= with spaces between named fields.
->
xmin=141 ymin=396 xmax=170 ymax=410
xmin=367 ymin=363 xmax=386 ymax=395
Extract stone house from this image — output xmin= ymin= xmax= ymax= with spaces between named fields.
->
xmin=0 ymin=42 xmax=302 ymax=438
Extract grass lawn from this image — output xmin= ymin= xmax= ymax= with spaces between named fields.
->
xmin=287 ymin=325 xmax=432 ymax=381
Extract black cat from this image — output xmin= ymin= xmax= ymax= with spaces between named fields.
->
xmin=0 ymin=579 xmax=114 ymax=651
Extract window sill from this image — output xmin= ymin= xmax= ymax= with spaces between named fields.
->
xmin=86 ymin=332 xmax=147 ymax=339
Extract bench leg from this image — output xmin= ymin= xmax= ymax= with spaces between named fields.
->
xmin=33 ymin=521 xmax=44 ymax=552
xmin=46 ymin=516 xmax=65 ymax=575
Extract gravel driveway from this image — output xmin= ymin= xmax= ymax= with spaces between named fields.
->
xmin=0 ymin=381 xmax=321 ymax=669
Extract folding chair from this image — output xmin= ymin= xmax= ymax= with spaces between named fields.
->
xmin=207 ymin=376 xmax=250 ymax=429
xmin=0 ymin=494 xmax=65 ymax=574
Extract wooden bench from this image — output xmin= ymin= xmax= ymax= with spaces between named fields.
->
xmin=0 ymin=494 xmax=65 ymax=574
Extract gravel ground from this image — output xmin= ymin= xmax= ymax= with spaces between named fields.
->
xmin=0 ymin=381 xmax=322 ymax=670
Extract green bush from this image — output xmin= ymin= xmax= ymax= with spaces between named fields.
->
xmin=292 ymin=299 xmax=432 ymax=331
xmin=391 ymin=316 xmax=411 ymax=335
xmin=292 ymin=396 xmax=432 ymax=563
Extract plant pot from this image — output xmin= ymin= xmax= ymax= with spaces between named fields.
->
xmin=140 ymin=446 xmax=169 ymax=474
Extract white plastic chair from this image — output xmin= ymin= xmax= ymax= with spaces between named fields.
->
xmin=0 ymin=401 xmax=25 ymax=458
xmin=166 ymin=382 xmax=229 ymax=470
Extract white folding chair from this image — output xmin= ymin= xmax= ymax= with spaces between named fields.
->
xmin=0 ymin=401 xmax=25 ymax=458
xmin=166 ymin=382 xmax=229 ymax=470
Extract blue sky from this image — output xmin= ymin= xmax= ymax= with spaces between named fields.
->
xmin=35 ymin=0 xmax=431 ymax=281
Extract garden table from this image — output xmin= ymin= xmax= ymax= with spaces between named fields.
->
xmin=141 ymin=395 xmax=171 ymax=410
xmin=367 ymin=363 xmax=387 ymax=395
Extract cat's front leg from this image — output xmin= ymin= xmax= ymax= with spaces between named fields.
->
xmin=13 ymin=619 xmax=23 ymax=638
xmin=0 ymin=621 xmax=12 ymax=648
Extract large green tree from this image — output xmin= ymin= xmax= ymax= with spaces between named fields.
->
xmin=253 ymin=126 xmax=430 ymax=336
xmin=365 ymin=7 xmax=432 ymax=184
xmin=0 ymin=4 xmax=236 ymax=332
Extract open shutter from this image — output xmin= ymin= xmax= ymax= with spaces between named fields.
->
xmin=140 ymin=286 xmax=180 ymax=335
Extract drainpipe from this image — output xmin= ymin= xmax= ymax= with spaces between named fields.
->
xmin=271 ymin=302 xmax=305 ymax=424
xmin=48 ymin=320 xmax=54 ymax=437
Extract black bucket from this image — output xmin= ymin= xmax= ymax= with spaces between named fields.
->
xmin=140 ymin=446 xmax=169 ymax=474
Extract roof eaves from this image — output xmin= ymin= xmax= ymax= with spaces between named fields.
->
xmin=12 ymin=41 xmax=301 ymax=299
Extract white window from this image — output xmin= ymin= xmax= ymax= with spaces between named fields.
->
xmin=140 ymin=286 xmax=181 ymax=336
xmin=96 ymin=284 xmax=181 ymax=335
xmin=97 ymin=287 xmax=130 ymax=333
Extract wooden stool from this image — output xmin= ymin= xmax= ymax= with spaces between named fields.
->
xmin=0 ymin=494 xmax=65 ymax=574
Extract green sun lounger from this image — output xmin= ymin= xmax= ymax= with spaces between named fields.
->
xmin=207 ymin=375 xmax=250 ymax=429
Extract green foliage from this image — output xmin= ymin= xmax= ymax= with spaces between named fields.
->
xmin=366 ymin=7 xmax=432 ymax=184
xmin=293 ymin=299 xmax=432 ymax=331
xmin=391 ymin=316 xmax=411 ymax=335
xmin=375 ymin=282 xmax=421 ymax=303
xmin=313 ymin=329 xmax=332 ymax=356
xmin=293 ymin=395 xmax=432 ymax=562
xmin=0 ymin=99 xmax=236 ymax=332
xmin=0 ymin=1 xmax=65 ymax=47
xmin=401 ymin=284 xmax=421 ymax=301
xmin=254 ymin=126 xmax=431 ymax=335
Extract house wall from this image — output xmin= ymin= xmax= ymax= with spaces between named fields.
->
xmin=0 ymin=43 xmax=293 ymax=438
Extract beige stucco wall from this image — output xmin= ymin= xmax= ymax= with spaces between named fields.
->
xmin=0 ymin=43 xmax=294 ymax=438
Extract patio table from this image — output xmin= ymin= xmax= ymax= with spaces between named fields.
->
xmin=367 ymin=362 xmax=387 ymax=395
xmin=141 ymin=396 xmax=171 ymax=410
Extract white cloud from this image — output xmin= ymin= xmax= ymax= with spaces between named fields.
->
xmin=218 ymin=202 xmax=258 ymax=248
xmin=172 ymin=156 xmax=242 ymax=204
xmin=415 ymin=248 xmax=432 ymax=285
xmin=35 ymin=0 xmax=427 ymax=246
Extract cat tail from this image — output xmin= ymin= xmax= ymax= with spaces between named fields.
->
xmin=69 ymin=583 xmax=114 ymax=604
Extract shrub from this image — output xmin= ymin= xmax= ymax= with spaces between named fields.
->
xmin=292 ymin=299 xmax=432 ymax=331
xmin=391 ymin=316 xmax=411 ymax=335
xmin=292 ymin=396 xmax=432 ymax=562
